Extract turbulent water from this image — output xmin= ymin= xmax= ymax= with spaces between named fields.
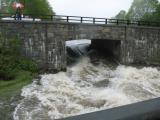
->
xmin=13 ymin=40 xmax=160 ymax=120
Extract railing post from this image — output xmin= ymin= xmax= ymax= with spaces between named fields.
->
xmin=105 ymin=19 xmax=108 ymax=24
xmin=93 ymin=18 xmax=95 ymax=24
xmin=81 ymin=17 xmax=83 ymax=23
xmin=67 ymin=16 xmax=69 ymax=22
xmin=51 ymin=15 xmax=53 ymax=20
xmin=117 ymin=19 xmax=119 ymax=25
xmin=127 ymin=20 xmax=130 ymax=25
xmin=14 ymin=14 xmax=16 ymax=20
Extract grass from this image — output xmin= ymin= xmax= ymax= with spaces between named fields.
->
xmin=0 ymin=71 xmax=37 ymax=120
xmin=0 ymin=71 xmax=36 ymax=98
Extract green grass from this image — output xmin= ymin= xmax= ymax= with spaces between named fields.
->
xmin=0 ymin=71 xmax=36 ymax=120
xmin=0 ymin=71 xmax=36 ymax=98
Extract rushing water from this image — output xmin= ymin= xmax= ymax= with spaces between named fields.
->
xmin=13 ymin=40 xmax=160 ymax=120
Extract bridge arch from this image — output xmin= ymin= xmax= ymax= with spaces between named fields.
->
xmin=91 ymin=39 xmax=121 ymax=62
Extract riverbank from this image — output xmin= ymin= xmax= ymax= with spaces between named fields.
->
xmin=0 ymin=71 xmax=36 ymax=120
xmin=0 ymin=32 xmax=39 ymax=119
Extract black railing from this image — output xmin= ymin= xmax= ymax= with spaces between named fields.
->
xmin=0 ymin=13 xmax=160 ymax=27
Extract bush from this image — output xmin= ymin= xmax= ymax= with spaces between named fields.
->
xmin=14 ymin=57 xmax=38 ymax=73
xmin=0 ymin=55 xmax=17 ymax=80
xmin=0 ymin=34 xmax=38 ymax=80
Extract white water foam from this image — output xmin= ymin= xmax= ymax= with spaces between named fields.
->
xmin=13 ymin=57 xmax=160 ymax=120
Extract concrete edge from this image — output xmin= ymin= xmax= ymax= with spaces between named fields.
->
xmin=58 ymin=97 xmax=160 ymax=120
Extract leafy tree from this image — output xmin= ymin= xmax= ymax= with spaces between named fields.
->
xmin=7 ymin=0 xmax=54 ymax=18
xmin=115 ymin=10 xmax=126 ymax=19
xmin=22 ymin=0 xmax=54 ymax=17
xmin=154 ymin=3 xmax=160 ymax=21
xmin=142 ymin=3 xmax=160 ymax=21
xmin=0 ymin=0 xmax=13 ymax=13
xmin=126 ymin=0 xmax=159 ymax=20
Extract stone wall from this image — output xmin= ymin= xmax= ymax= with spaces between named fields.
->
xmin=0 ymin=20 xmax=160 ymax=71
xmin=0 ymin=21 xmax=67 ymax=72
xmin=67 ymin=23 xmax=160 ymax=65
xmin=124 ymin=26 xmax=160 ymax=64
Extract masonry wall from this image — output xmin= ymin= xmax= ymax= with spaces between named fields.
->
xmin=0 ymin=21 xmax=160 ymax=72
xmin=67 ymin=23 xmax=160 ymax=65
xmin=124 ymin=26 xmax=160 ymax=65
xmin=65 ymin=23 xmax=126 ymax=63
xmin=0 ymin=21 xmax=67 ymax=72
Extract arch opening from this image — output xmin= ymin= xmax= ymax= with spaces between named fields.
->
xmin=65 ymin=39 xmax=91 ymax=65
xmin=90 ymin=39 xmax=121 ymax=63
xmin=65 ymin=39 xmax=121 ymax=66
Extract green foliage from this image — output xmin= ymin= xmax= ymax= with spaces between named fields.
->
xmin=23 ymin=0 xmax=54 ymax=15
xmin=0 ymin=55 xmax=17 ymax=80
xmin=0 ymin=71 xmax=35 ymax=97
xmin=115 ymin=10 xmax=126 ymax=19
xmin=126 ymin=0 xmax=159 ymax=20
xmin=141 ymin=3 xmax=160 ymax=22
xmin=115 ymin=0 xmax=160 ymax=23
xmin=0 ymin=35 xmax=21 ymax=55
xmin=7 ymin=0 xmax=54 ymax=19
xmin=0 ymin=33 xmax=38 ymax=80
xmin=0 ymin=70 xmax=35 ymax=120
xmin=0 ymin=32 xmax=37 ymax=119
xmin=14 ymin=57 xmax=38 ymax=72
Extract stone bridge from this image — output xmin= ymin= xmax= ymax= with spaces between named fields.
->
xmin=0 ymin=20 xmax=160 ymax=71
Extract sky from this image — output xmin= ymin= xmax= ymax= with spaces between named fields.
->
xmin=48 ymin=0 xmax=134 ymax=18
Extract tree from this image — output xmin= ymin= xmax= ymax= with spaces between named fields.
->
xmin=126 ymin=0 xmax=159 ymax=20
xmin=0 ymin=0 xmax=12 ymax=13
xmin=23 ymin=0 xmax=54 ymax=16
xmin=8 ymin=0 xmax=54 ymax=18
xmin=142 ymin=3 xmax=160 ymax=21
xmin=115 ymin=10 xmax=126 ymax=19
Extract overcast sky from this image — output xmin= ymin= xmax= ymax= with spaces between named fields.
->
xmin=48 ymin=0 xmax=134 ymax=18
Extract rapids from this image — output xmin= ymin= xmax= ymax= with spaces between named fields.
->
xmin=13 ymin=40 xmax=160 ymax=120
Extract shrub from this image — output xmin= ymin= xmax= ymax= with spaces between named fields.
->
xmin=0 ymin=33 xmax=38 ymax=80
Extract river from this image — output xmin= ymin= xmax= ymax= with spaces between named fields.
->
xmin=13 ymin=40 xmax=160 ymax=120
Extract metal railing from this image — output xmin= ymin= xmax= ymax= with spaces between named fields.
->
xmin=0 ymin=13 xmax=160 ymax=27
